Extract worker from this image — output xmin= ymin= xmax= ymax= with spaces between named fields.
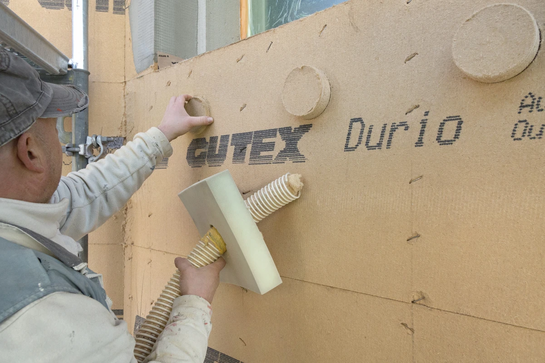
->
xmin=0 ymin=48 xmax=225 ymax=362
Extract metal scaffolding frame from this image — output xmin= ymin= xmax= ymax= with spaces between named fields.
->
xmin=0 ymin=3 xmax=69 ymax=75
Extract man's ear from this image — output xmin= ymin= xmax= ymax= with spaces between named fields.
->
xmin=16 ymin=132 xmax=45 ymax=173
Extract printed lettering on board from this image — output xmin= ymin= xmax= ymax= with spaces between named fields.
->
xmin=344 ymin=111 xmax=465 ymax=152
xmin=343 ymin=91 xmax=545 ymax=151
xmin=186 ymin=92 xmax=542 ymax=168
xmin=186 ymin=124 xmax=313 ymax=168
xmin=512 ymin=92 xmax=545 ymax=141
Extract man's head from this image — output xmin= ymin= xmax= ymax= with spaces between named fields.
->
xmin=0 ymin=49 xmax=89 ymax=203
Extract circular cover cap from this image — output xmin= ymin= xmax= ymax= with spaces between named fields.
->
xmin=282 ymin=66 xmax=331 ymax=120
xmin=186 ymin=96 xmax=211 ymax=135
xmin=452 ymin=4 xmax=540 ymax=83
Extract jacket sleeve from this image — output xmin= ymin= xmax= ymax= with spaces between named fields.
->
xmin=0 ymin=292 xmax=212 ymax=363
xmin=50 ymin=127 xmax=173 ymax=241
xmin=145 ymin=295 xmax=213 ymax=363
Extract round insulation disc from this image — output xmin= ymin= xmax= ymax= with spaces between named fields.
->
xmin=452 ymin=4 xmax=540 ymax=83
xmin=282 ymin=66 xmax=331 ymax=120
xmin=185 ymin=96 xmax=211 ymax=135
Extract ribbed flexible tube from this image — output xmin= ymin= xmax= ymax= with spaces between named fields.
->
xmin=133 ymin=271 xmax=181 ymax=363
xmin=133 ymin=173 xmax=303 ymax=362
xmin=244 ymin=173 xmax=302 ymax=223
xmin=187 ymin=238 xmax=224 ymax=267
xmin=187 ymin=227 xmax=226 ymax=268
xmin=133 ymin=227 xmax=226 ymax=363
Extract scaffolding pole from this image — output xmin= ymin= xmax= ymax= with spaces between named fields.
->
xmin=72 ymin=0 xmax=90 ymax=263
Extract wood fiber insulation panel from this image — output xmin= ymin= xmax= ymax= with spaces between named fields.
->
xmin=123 ymin=0 xmax=545 ymax=361
xmin=210 ymin=278 xmax=413 ymax=362
xmin=88 ymin=242 xmax=125 ymax=309
xmin=88 ymin=82 xmax=126 ymax=136
xmin=414 ymin=306 xmax=545 ymax=362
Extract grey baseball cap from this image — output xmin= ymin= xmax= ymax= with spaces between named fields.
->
xmin=0 ymin=48 xmax=89 ymax=147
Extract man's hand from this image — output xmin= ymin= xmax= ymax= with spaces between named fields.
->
xmin=158 ymin=95 xmax=213 ymax=142
xmin=175 ymin=257 xmax=226 ymax=304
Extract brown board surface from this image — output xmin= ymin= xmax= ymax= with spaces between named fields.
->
xmin=14 ymin=0 xmax=545 ymax=361
xmin=123 ymin=0 xmax=545 ymax=360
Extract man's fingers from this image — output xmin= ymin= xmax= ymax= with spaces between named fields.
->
xmin=180 ymin=94 xmax=192 ymax=103
xmin=189 ymin=115 xmax=214 ymax=127
xmin=170 ymin=95 xmax=190 ymax=107
xmin=204 ymin=257 xmax=226 ymax=273
xmin=174 ymin=257 xmax=193 ymax=271
xmin=174 ymin=256 xmax=225 ymax=272
xmin=198 ymin=257 xmax=225 ymax=276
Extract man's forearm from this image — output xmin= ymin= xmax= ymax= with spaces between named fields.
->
xmin=51 ymin=127 xmax=173 ymax=241
xmin=145 ymin=295 xmax=213 ymax=363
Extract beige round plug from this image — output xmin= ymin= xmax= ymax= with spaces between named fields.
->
xmin=282 ymin=66 xmax=331 ymax=120
xmin=185 ymin=96 xmax=211 ymax=135
xmin=452 ymin=4 xmax=540 ymax=83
